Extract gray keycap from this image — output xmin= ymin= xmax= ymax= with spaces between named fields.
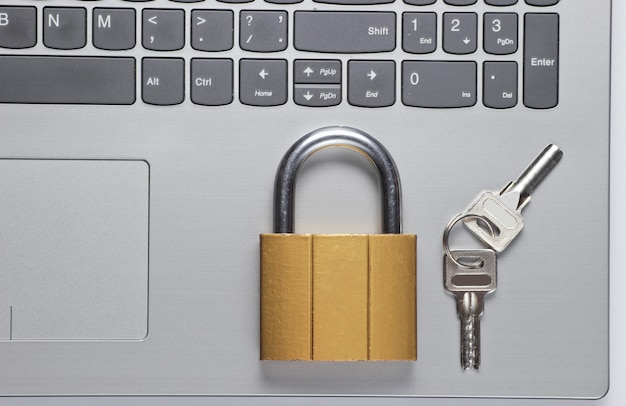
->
xmin=191 ymin=58 xmax=233 ymax=106
xmin=142 ymin=58 xmax=185 ymax=105
xmin=239 ymin=59 xmax=287 ymax=106
xmin=142 ymin=9 xmax=185 ymax=51
xmin=0 ymin=7 xmax=37 ymax=49
xmin=348 ymin=60 xmax=395 ymax=108
xmin=485 ymin=0 xmax=517 ymax=5
xmin=294 ymin=85 xmax=341 ymax=107
xmin=526 ymin=0 xmax=558 ymax=5
xmin=443 ymin=13 xmax=477 ymax=54
xmin=93 ymin=8 xmax=136 ymax=51
xmin=266 ymin=0 xmax=303 ymax=3
xmin=240 ymin=11 xmax=287 ymax=52
xmin=484 ymin=13 xmax=517 ymax=55
xmin=404 ymin=0 xmax=436 ymax=4
xmin=403 ymin=12 xmax=436 ymax=54
xmin=294 ymin=12 xmax=395 ymax=53
xmin=43 ymin=7 xmax=86 ymax=50
xmin=444 ymin=0 xmax=476 ymax=4
xmin=294 ymin=60 xmax=341 ymax=84
xmin=0 ymin=56 xmax=135 ymax=104
xmin=314 ymin=0 xmax=393 ymax=4
xmin=402 ymin=61 xmax=476 ymax=108
xmin=483 ymin=61 xmax=517 ymax=109
xmin=191 ymin=10 xmax=233 ymax=52
xmin=524 ymin=13 xmax=558 ymax=109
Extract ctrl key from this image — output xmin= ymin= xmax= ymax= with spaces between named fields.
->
xmin=191 ymin=59 xmax=233 ymax=106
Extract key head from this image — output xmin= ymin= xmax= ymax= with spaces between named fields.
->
xmin=462 ymin=190 xmax=524 ymax=252
xmin=444 ymin=249 xmax=497 ymax=295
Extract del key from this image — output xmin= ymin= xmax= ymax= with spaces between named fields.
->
xmin=463 ymin=144 xmax=563 ymax=252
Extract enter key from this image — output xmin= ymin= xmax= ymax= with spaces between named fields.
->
xmin=524 ymin=13 xmax=559 ymax=109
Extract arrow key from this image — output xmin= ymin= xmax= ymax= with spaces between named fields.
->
xmin=294 ymin=85 xmax=341 ymax=107
xmin=443 ymin=12 xmax=477 ymax=55
xmin=240 ymin=59 xmax=287 ymax=106
xmin=348 ymin=60 xmax=395 ymax=107
xmin=293 ymin=60 xmax=341 ymax=84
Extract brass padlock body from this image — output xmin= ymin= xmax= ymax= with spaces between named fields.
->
xmin=261 ymin=233 xmax=416 ymax=361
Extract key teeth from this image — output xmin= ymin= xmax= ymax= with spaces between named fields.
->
xmin=461 ymin=312 xmax=480 ymax=370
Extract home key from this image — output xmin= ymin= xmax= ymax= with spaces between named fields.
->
xmin=462 ymin=144 xmax=563 ymax=252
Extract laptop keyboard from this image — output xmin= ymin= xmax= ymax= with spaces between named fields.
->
xmin=0 ymin=0 xmax=559 ymax=109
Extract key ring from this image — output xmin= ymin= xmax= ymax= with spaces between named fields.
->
xmin=443 ymin=213 xmax=496 ymax=269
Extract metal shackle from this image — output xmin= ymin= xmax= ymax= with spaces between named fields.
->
xmin=273 ymin=126 xmax=403 ymax=234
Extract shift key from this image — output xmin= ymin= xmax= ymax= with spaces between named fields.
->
xmin=524 ymin=13 xmax=559 ymax=109
xmin=294 ymin=11 xmax=395 ymax=53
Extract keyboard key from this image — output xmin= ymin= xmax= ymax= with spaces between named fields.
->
xmin=294 ymin=85 xmax=341 ymax=107
xmin=443 ymin=13 xmax=477 ymax=54
xmin=404 ymin=0 xmax=436 ymax=4
xmin=142 ymin=58 xmax=185 ymax=105
xmin=483 ymin=13 xmax=517 ymax=55
xmin=294 ymin=12 xmax=395 ymax=53
xmin=485 ymin=0 xmax=518 ymax=5
xmin=524 ymin=13 xmax=558 ymax=108
xmin=240 ymin=11 xmax=287 ymax=52
xmin=240 ymin=59 xmax=287 ymax=106
xmin=170 ymin=0 xmax=205 ymax=2
xmin=402 ymin=12 xmax=437 ymax=54
xmin=444 ymin=0 xmax=476 ymax=4
xmin=0 ymin=56 xmax=135 ymax=104
xmin=348 ymin=60 xmax=395 ymax=107
xmin=142 ymin=9 xmax=185 ymax=51
xmin=526 ymin=0 xmax=558 ymax=5
xmin=483 ymin=61 xmax=517 ymax=109
xmin=191 ymin=58 xmax=233 ymax=106
xmin=218 ymin=0 xmax=254 ymax=4
xmin=314 ymin=0 xmax=394 ymax=4
xmin=402 ymin=61 xmax=476 ymax=108
xmin=294 ymin=60 xmax=341 ymax=84
xmin=191 ymin=10 xmax=233 ymax=52
xmin=43 ymin=7 xmax=87 ymax=50
xmin=0 ymin=7 xmax=37 ymax=49
xmin=265 ymin=0 xmax=304 ymax=4
xmin=93 ymin=8 xmax=136 ymax=51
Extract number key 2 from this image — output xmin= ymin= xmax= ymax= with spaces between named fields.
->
xmin=443 ymin=13 xmax=477 ymax=55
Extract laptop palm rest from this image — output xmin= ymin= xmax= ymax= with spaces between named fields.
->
xmin=0 ymin=159 xmax=149 ymax=341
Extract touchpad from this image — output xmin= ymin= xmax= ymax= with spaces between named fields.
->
xmin=0 ymin=159 xmax=149 ymax=340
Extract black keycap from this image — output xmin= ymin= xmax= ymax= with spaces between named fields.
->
xmin=523 ymin=13 xmax=559 ymax=108
xmin=0 ymin=56 xmax=135 ymax=104
xmin=0 ymin=7 xmax=37 ymax=49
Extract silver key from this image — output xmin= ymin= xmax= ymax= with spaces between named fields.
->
xmin=444 ymin=249 xmax=497 ymax=370
xmin=463 ymin=144 xmax=563 ymax=252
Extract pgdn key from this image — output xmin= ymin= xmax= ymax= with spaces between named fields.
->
xmin=463 ymin=144 xmax=563 ymax=252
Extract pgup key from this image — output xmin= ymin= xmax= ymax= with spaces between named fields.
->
xmin=463 ymin=144 xmax=563 ymax=252
xmin=444 ymin=249 xmax=497 ymax=370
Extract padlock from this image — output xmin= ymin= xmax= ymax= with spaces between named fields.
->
xmin=260 ymin=126 xmax=417 ymax=361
